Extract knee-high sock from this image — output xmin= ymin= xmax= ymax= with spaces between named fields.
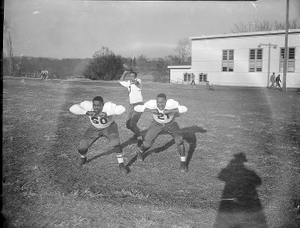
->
xmin=177 ymin=144 xmax=186 ymax=162
xmin=114 ymin=145 xmax=124 ymax=164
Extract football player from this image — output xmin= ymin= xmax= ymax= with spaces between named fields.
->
xmin=69 ymin=96 xmax=128 ymax=174
xmin=134 ymin=93 xmax=188 ymax=173
xmin=119 ymin=70 xmax=144 ymax=145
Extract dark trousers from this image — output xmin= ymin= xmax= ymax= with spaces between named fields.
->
xmin=126 ymin=102 xmax=143 ymax=137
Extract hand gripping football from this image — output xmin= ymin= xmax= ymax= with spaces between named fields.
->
xmin=123 ymin=63 xmax=133 ymax=71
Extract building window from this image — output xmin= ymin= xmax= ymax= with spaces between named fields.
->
xmin=279 ymin=48 xmax=295 ymax=72
xmin=249 ymin=49 xmax=263 ymax=72
xmin=184 ymin=73 xmax=191 ymax=82
xmin=184 ymin=73 xmax=187 ymax=81
xmin=222 ymin=50 xmax=234 ymax=72
xmin=199 ymin=73 xmax=207 ymax=82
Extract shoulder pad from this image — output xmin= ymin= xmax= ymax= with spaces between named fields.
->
xmin=145 ymin=100 xmax=157 ymax=109
xmin=103 ymin=102 xmax=116 ymax=112
xmin=166 ymin=99 xmax=179 ymax=109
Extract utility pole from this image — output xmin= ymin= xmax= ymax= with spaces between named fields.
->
xmin=4 ymin=25 xmax=14 ymax=76
xmin=258 ymin=43 xmax=277 ymax=88
xmin=267 ymin=44 xmax=271 ymax=88
xmin=8 ymin=32 xmax=14 ymax=75
xmin=283 ymin=0 xmax=289 ymax=92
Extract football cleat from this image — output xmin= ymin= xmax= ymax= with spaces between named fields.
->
xmin=119 ymin=163 xmax=128 ymax=175
xmin=80 ymin=156 xmax=87 ymax=167
xmin=180 ymin=162 xmax=188 ymax=173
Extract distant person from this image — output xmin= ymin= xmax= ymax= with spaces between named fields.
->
xmin=134 ymin=93 xmax=188 ymax=173
xmin=190 ymin=73 xmax=196 ymax=85
xmin=275 ymin=74 xmax=282 ymax=89
xmin=269 ymin=72 xmax=275 ymax=88
xmin=41 ymin=70 xmax=49 ymax=80
xmin=69 ymin=96 xmax=128 ymax=174
xmin=119 ymin=70 xmax=144 ymax=145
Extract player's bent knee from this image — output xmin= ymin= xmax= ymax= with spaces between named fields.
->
xmin=142 ymin=141 xmax=152 ymax=149
xmin=78 ymin=148 xmax=88 ymax=155
xmin=174 ymin=136 xmax=184 ymax=145
xmin=110 ymin=140 xmax=120 ymax=147
xmin=78 ymin=141 xmax=89 ymax=154
xmin=126 ymin=120 xmax=132 ymax=129
xmin=109 ymin=136 xmax=120 ymax=147
xmin=113 ymin=144 xmax=122 ymax=153
xmin=128 ymin=120 xmax=138 ymax=130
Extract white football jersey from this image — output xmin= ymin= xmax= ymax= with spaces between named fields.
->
xmin=70 ymin=101 xmax=125 ymax=129
xmin=119 ymin=79 xmax=143 ymax=104
xmin=134 ymin=99 xmax=187 ymax=124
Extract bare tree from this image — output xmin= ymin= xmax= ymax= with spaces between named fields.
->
xmin=174 ymin=38 xmax=191 ymax=65
xmin=231 ymin=19 xmax=300 ymax=33
xmin=164 ymin=54 xmax=180 ymax=65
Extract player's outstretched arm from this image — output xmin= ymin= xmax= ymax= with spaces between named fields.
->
xmin=148 ymin=108 xmax=159 ymax=114
xmin=113 ymin=105 xmax=126 ymax=116
xmin=104 ymin=102 xmax=126 ymax=116
xmin=119 ymin=71 xmax=131 ymax=88
xmin=163 ymin=105 xmax=187 ymax=118
xmin=134 ymin=99 xmax=156 ymax=113
xmin=134 ymin=105 xmax=146 ymax=112
xmin=163 ymin=108 xmax=179 ymax=114
xmin=134 ymin=78 xmax=142 ymax=89
xmin=69 ymin=101 xmax=92 ymax=115
xmin=164 ymin=99 xmax=188 ymax=115
xmin=134 ymin=105 xmax=158 ymax=114
xmin=178 ymin=105 xmax=188 ymax=114
xmin=119 ymin=71 xmax=130 ymax=81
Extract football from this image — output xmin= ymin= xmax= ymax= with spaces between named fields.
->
xmin=123 ymin=63 xmax=133 ymax=71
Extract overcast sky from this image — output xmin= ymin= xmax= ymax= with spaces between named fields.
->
xmin=4 ymin=0 xmax=300 ymax=59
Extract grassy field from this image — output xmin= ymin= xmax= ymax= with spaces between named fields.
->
xmin=2 ymin=77 xmax=300 ymax=228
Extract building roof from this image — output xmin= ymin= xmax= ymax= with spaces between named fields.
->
xmin=190 ymin=29 xmax=300 ymax=41
xmin=167 ymin=65 xmax=191 ymax=69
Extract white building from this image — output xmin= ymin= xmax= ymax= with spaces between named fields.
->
xmin=168 ymin=29 xmax=300 ymax=88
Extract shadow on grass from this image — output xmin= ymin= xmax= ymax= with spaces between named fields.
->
xmin=125 ymin=125 xmax=207 ymax=169
xmin=86 ymin=125 xmax=207 ymax=171
xmin=86 ymin=129 xmax=149 ymax=166
xmin=214 ymin=152 xmax=268 ymax=228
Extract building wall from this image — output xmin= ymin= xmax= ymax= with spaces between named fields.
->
xmin=169 ymin=69 xmax=189 ymax=84
xmin=170 ymin=31 xmax=300 ymax=88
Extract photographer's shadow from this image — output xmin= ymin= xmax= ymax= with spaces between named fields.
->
xmin=126 ymin=125 xmax=207 ymax=167
xmin=214 ymin=153 xmax=268 ymax=228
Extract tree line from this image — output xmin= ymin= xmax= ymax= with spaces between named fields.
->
xmin=3 ymin=44 xmax=191 ymax=82
xmin=3 ymin=56 xmax=91 ymax=79
xmin=231 ymin=19 xmax=300 ymax=33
